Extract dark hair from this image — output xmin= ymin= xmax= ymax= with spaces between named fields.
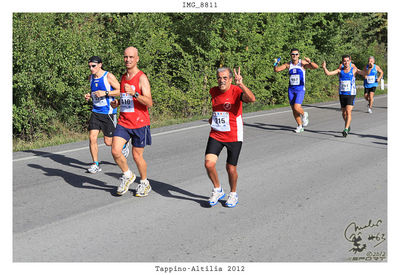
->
xmin=88 ymin=56 xmax=102 ymax=64
xmin=342 ymin=55 xmax=351 ymax=61
xmin=290 ymin=48 xmax=299 ymax=53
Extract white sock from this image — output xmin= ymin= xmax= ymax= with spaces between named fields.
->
xmin=123 ymin=170 xmax=132 ymax=178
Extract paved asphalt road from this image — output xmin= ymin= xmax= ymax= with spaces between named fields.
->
xmin=13 ymin=96 xmax=387 ymax=264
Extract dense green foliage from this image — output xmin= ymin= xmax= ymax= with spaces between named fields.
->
xmin=13 ymin=13 xmax=387 ymax=142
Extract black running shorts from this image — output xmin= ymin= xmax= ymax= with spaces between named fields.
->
xmin=339 ymin=95 xmax=356 ymax=108
xmin=88 ymin=112 xmax=117 ymax=137
xmin=364 ymin=87 xmax=376 ymax=94
xmin=205 ymin=137 xmax=242 ymax=166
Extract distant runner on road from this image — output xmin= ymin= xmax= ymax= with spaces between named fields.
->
xmin=363 ymin=56 xmax=384 ymax=113
xmin=322 ymin=55 xmax=370 ymax=137
xmin=274 ymin=48 xmax=319 ymax=133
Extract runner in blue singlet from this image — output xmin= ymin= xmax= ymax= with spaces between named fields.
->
xmin=84 ymin=56 xmax=122 ymax=173
xmin=322 ymin=55 xmax=369 ymax=137
xmin=274 ymin=48 xmax=319 ymax=133
xmin=363 ymin=56 xmax=384 ymax=113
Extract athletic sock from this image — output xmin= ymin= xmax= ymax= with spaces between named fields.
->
xmin=94 ymin=161 xmax=99 ymax=166
xmin=123 ymin=170 xmax=133 ymax=178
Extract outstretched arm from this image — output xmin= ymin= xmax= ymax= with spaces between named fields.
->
xmin=322 ymin=61 xmax=340 ymax=76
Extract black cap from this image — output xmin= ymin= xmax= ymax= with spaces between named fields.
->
xmin=88 ymin=56 xmax=102 ymax=64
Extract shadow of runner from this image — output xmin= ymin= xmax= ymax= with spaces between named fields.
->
xmin=106 ymin=172 xmax=211 ymax=207
xmin=23 ymin=150 xmax=117 ymax=171
xmin=28 ymin=163 xmax=116 ymax=194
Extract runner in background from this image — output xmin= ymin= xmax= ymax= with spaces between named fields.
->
xmin=363 ymin=56 xmax=384 ymax=113
xmin=274 ymin=48 xmax=319 ymax=133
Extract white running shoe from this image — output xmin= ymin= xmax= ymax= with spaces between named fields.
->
xmin=88 ymin=163 xmax=101 ymax=174
xmin=122 ymin=141 xmax=130 ymax=159
xmin=209 ymin=187 xmax=225 ymax=206
xmin=225 ymin=192 xmax=239 ymax=208
xmin=302 ymin=112 xmax=309 ymax=126
xmin=368 ymin=107 xmax=372 ymax=114
xmin=294 ymin=125 xmax=304 ymax=133
xmin=117 ymin=173 xmax=136 ymax=195
xmin=136 ymin=179 xmax=152 ymax=197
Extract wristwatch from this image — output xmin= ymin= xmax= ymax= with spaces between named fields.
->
xmin=105 ymin=91 xmax=109 ymax=97
xmin=133 ymin=92 xmax=139 ymax=98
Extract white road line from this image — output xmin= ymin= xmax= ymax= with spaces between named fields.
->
xmin=13 ymin=95 xmax=386 ymax=162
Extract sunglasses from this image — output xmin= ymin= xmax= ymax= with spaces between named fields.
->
xmin=88 ymin=64 xmax=98 ymax=68
xmin=291 ymin=53 xmax=299 ymax=56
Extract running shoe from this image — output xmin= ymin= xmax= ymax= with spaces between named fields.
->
xmin=225 ymin=192 xmax=239 ymax=208
xmin=302 ymin=112 xmax=309 ymax=127
xmin=88 ymin=163 xmax=101 ymax=174
xmin=368 ymin=107 xmax=372 ymax=114
xmin=136 ymin=179 xmax=152 ymax=197
xmin=294 ymin=125 xmax=304 ymax=133
xmin=117 ymin=173 xmax=136 ymax=195
xmin=122 ymin=141 xmax=130 ymax=159
xmin=342 ymin=128 xmax=349 ymax=137
xmin=209 ymin=187 xmax=225 ymax=206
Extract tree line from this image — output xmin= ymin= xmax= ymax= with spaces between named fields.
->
xmin=13 ymin=13 xmax=387 ymax=142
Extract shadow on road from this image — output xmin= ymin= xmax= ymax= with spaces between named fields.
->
xmin=28 ymin=163 xmax=117 ymax=194
xmin=24 ymin=150 xmax=89 ymax=170
xmin=106 ymin=172 xmax=211 ymax=207
xmin=244 ymin=122 xmax=387 ymax=141
xmin=23 ymin=150 xmax=117 ymax=171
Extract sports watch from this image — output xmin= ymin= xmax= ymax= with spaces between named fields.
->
xmin=133 ymin=92 xmax=139 ymax=98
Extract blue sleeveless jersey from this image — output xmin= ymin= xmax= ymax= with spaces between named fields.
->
xmin=288 ymin=60 xmax=305 ymax=92
xmin=339 ymin=67 xmax=356 ymax=95
xmin=90 ymin=71 xmax=116 ymax=114
xmin=364 ymin=64 xmax=378 ymax=88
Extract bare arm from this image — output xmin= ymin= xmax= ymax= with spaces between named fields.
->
xmin=234 ymin=67 xmax=256 ymax=103
xmin=376 ymin=65 xmax=384 ymax=82
xmin=322 ymin=61 xmax=340 ymax=76
xmin=274 ymin=62 xmax=289 ymax=72
xmin=303 ymin=57 xmax=319 ymax=69
xmin=137 ymin=74 xmax=153 ymax=107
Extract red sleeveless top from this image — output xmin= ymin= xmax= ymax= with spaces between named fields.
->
xmin=118 ymin=70 xmax=150 ymax=129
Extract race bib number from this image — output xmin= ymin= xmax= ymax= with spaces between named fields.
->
xmin=120 ymin=93 xmax=135 ymax=113
xmin=211 ymin=112 xmax=230 ymax=132
xmin=340 ymin=80 xmax=351 ymax=92
xmin=290 ymin=75 xmax=300 ymax=85
xmin=367 ymin=75 xmax=376 ymax=84
xmin=92 ymin=92 xmax=107 ymax=107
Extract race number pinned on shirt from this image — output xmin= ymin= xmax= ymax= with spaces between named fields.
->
xmin=120 ymin=93 xmax=135 ymax=112
xmin=340 ymin=80 xmax=351 ymax=92
xmin=290 ymin=75 xmax=300 ymax=85
xmin=91 ymin=92 xmax=107 ymax=107
xmin=211 ymin=112 xmax=230 ymax=132
xmin=367 ymin=75 xmax=376 ymax=84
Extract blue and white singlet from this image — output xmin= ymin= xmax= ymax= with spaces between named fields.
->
xmin=339 ymin=67 xmax=356 ymax=96
xmin=288 ymin=60 xmax=305 ymax=92
xmin=90 ymin=71 xmax=116 ymax=114
xmin=364 ymin=64 xmax=378 ymax=88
